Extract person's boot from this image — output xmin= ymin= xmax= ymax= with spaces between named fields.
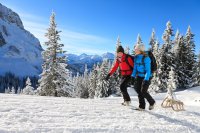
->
xmin=121 ymin=101 xmax=131 ymax=106
xmin=149 ymin=102 xmax=156 ymax=110
xmin=135 ymin=107 xmax=145 ymax=111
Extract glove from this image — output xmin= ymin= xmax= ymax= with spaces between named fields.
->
xmin=105 ymin=74 xmax=110 ymax=81
xmin=130 ymin=77 xmax=135 ymax=85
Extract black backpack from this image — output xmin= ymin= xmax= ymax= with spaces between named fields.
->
xmin=125 ymin=54 xmax=134 ymax=70
xmin=142 ymin=51 xmax=157 ymax=73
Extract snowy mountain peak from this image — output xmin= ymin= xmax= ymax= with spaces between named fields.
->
xmin=67 ymin=53 xmax=114 ymax=63
xmin=66 ymin=53 xmax=114 ymax=75
xmin=102 ymin=52 xmax=115 ymax=60
xmin=79 ymin=53 xmax=88 ymax=56
xmin=0 ymin=3 xmax=24 ymax=29
xmin=79 ymin=53 xmax=89 ymax=59
xmin=0 ymin=3 xmax=43 ymax=77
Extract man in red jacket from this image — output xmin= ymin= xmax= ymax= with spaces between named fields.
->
xmin=105 ymin=46 xmax=134 ymax=106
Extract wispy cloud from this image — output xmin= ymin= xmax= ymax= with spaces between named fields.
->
xmin=63 ymin=44 xmax=110 ymax=55
xmin=21 ymin=20 xmax=47 ymax=43
xmin=60 ymin=30 xmax=111 ymax=44
xmin=18 ymin=12 xmax=115 ymax=55
xmin=19 ymin=12 xmax=47 ymax=23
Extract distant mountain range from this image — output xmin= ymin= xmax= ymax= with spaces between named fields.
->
xmin=66 ymin=52 xmax=114 ymax=75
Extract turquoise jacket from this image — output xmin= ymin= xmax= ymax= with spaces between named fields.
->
xmin=131 ymin=54 xmax=151 ymax=81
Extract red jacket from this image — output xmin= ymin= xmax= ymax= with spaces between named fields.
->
xmin=109 ymin=54 xmax=134 ymax=76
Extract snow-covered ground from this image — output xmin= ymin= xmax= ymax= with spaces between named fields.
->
xmin=0 ymin=87 xmax=200 ymax=133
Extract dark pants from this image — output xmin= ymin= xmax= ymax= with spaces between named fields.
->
xmin=134 ymin=76 xmax=155 ymax=109
xmin=120 ymin=76 xmax=131 ymax=101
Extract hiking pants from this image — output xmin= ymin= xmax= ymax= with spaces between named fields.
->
xmin=120 ymin=76 xmax=131 ymax=101
xmin=134 ymin=76 xmax=155 ymax=109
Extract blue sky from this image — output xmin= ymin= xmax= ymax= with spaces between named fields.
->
xmin=0 ymin=0 xmax=200 ymax=55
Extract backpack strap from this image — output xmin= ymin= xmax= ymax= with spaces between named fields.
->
xmin=125 ymin=54 xmax=133 ymax=70
xmin=137 ymin=54 xmax=147 ymax=74
xmin=141 ymin=55 xmax=146 ymax=65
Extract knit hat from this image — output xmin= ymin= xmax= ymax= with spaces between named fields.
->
xmin=116 ymin=46 xmax=124 ymax=53
xmin=134 ymin=43 xmax=145 ymax=52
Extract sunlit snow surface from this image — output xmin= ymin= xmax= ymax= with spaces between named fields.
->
xmin=0 ymin=87 xmax=200 ymax=133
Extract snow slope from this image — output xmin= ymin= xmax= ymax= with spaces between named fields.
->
xmin=0 ymin=87 xmax=200 ymax=133
xmin=0 ymin=3 xmax=43 ymax=77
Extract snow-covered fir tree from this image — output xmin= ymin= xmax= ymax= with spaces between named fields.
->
xmin=174 ymin=30 xmax=181 ymax=49
xmin=136 ymin=34 xmax=143 ymax=45
xmin=173 ymin=36 xmax=187 ymax=89
xmin=197 ymin=53 xmax=200 ymax=85
xmin=184 ymin=26 xmax=197 ymax=88
xmin=80 ymin=64 xmax=90 ymax=98
xmin=172 ymin=26 xmax=197 ymax=89
xmin=95 ymin=59 xmax=110 ymax=98
xmin=167 ymin=67 xmax=178 ymax=92
xmin=116 ymin=36 xmax=122 ymax=48
xmin=131 ymin=34 xmax=144 ymax=55
xmin=172 ymin=30 xmax=181 ymax=87
xmin=72 ymin=73 xmax=81 ymax=97
xmin=149 ymin=74 xmax=161 ymax=93
xmin=113 ymin=35 xmax=122 ymax=68
xmin=5 ymin=87 xmax=10 ymax=94
xmin=125 ymin=46 xmax=130 ymax=54
xmin=38 ymin=12 xmax=73 ymax=97
xmin=149 ymin=30 xmax=159 ymax=64
xmin=150 ymin=33 xmax=160 ymax=84
xmin=11 ymin=87 xmax=15 ymax=94
xmin=148 ymin=30 xmax=161 ymax=92
xmin=158 ymin=21 xmax=175 ymax=91
xmin=88 ymin=64 xmax=98 ymax=98
xmin=153 ymin=40 xmax=160 ymax=60
xmin=73 ymin=65 xmax=90 ymax=98
xmin=148 ymin=36 xmax=161 ymax=92
xmin=17 ymin=87 xmax=21 ymax=94
xmin=133 ymin=34 xmax=142 ymax=52
xmin=23 ymin=77 xmax=34 ymax=95
xmin=149 ymin=29 xmax=157 ymax=52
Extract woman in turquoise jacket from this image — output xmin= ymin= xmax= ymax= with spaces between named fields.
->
xmin=131 ymin=43 xmax=155 ymax=111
